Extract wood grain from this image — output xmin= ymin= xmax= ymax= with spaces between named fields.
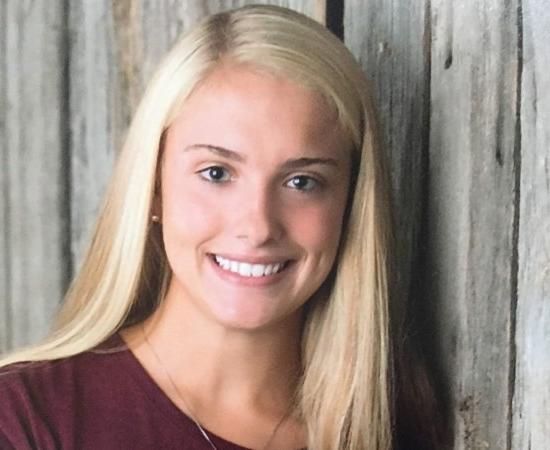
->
xmin=0 ymin=0 xmax=68 ymax=349
xmin=512 ymin=0 xmax=550 ymax=448
xmin=344 ymin=0 xmax=430 ymax=314
xmin=0 ymin=0 xmax=9 ymax=354
xmin=428 ymin=1 xmax=519 ymax=448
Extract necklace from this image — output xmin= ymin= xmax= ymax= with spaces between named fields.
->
xmin=141 ymin=325 xmax=291 ymax=450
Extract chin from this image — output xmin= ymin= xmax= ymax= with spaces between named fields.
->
xmin=206 ymin=297 xmax=302 ymax=332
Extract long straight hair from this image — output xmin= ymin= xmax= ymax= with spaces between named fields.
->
xmin=1 ymin=5 xmax=404 ymax=449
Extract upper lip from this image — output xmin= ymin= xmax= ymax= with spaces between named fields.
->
xmin=209 ymin=253 xmax=293 ymax=265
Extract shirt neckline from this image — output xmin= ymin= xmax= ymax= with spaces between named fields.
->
xmin=112 ymin=332 xmax=257 ymax=450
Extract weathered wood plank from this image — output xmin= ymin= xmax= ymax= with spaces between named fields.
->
xmin=0 ymin=2 xmax=11 ymax=354
xmin=69 ymin=0 xmax=124 ymax=271
xmin=343 ymin=0 xmax=430 ymax=310
xmin=69 ymin=0 xmax=319 ymax=268
xmin=428 ymin=1 xmax=519 ymax=448
xmin=0 ymin=0 xmax=67 ymax=350
xmin=0 ymin=0 xmax=9 ymax=354
xmin=512 ymin=0 xmax=550 ymax=448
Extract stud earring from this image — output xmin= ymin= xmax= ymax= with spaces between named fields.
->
xmin=151 ymin=215 xmax=160 ymax=223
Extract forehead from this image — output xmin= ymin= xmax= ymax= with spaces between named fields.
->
xmin=164 ymin=64 xmax=350 ymax=159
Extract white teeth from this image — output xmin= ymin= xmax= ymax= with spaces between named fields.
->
xmin=214 ymin=255 xmax=287 ymax=277
xmin=251 ymin=264 xmax=264 ymax=277
xmin=239 ymin=262 xmax=252 ymax=277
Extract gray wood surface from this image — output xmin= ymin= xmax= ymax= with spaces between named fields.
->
xmin=0 ymin=1 xmax=68 ymax=349
xmin=344 ymin=0 xmax=429 ymax=310
xmin=512 ymin=0 xmax=550 ymax=448
xmin=0 ymin=0 xmax=8 ymax=354
xmin=428 ymin=0 xmax=519 ymax=448
xmin=69 ymin=0 xmax=320 ymax=268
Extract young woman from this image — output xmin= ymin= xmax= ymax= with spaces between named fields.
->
xmin=0 ymin=5 xmax=441 ymax=449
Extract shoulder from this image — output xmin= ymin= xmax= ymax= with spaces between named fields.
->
xmin=0 ymin=359 xmax=67 ymax=448
xmin=0 ymin=334 xmax=128 ymax=406
xmin=0 ymin=335 xmax=128 ymax=449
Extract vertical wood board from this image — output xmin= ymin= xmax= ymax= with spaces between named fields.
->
xmin=69 ymin=0 xmax=118 ymax=272
xmin=0 ymin=0 xmax=67 ymax=349
xmin=428 ymin=1 xmax=519 ymax=448
xmin=0 ymin=0 xmax=9 ymax=353
xmin=512 ymin=0 xmax=550 ymax=448
xmin=344 ymin=0 xmax=429 ymax=309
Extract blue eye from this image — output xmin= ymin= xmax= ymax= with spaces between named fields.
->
xmin=286 ymin=175 xmax=319 ymax=191
xmin=198 ymin=166 xmax=231 ymax=183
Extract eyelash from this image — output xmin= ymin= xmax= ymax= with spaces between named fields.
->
xmin=285 ymin=175 xmax=321 ymax=191
xmin=197 ymin=165 xmax=323 ymax=192
xmin=198 ymin=166 xmax=232 ymax=183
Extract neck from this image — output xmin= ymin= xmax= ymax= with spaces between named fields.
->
xmin=124 ymin=284 xmax=304 ymax=413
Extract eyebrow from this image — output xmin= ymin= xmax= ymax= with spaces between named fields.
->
xmin=183 ymin=144 xmax=340 ymax=169
xmin=183 ymin=144 xmax=245 ymax=162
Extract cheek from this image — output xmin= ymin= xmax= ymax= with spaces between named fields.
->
xmin=161 ymin=173 xmax=221 ymax=249
xmin=286 ymin=200 xmax=346 ymax=254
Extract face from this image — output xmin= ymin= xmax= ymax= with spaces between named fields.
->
xmin=160 ymin=64 xmax=351 ymax=331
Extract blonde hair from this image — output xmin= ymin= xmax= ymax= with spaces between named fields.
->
xmin=1 ymin=5 xmax=395 ymax=449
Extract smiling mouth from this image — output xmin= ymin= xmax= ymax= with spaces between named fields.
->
xmin=211 ymin=254 xmax=291 ymax=278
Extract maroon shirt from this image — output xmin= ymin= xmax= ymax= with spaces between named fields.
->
xmin=0 ymin=335 xmax=279 ymax=450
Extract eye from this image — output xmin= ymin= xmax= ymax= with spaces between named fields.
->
xmin=198 ymin=166 xmax=231 ymax=183
xmin=285 ymin=175 xmax=320 ymax=191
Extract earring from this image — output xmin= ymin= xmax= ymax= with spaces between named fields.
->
xmin=151 ymin=215 xmax=160 ymax=223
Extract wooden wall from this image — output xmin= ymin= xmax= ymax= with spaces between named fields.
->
xmin=1 ymin=0 xmax=548 ymax=448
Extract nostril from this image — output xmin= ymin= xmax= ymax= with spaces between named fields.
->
xmin=235 ymin=221 xmax=284 ymax=244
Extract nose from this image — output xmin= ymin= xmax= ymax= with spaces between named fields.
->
xmin=234 ymin=185 xmax=284 ymax=246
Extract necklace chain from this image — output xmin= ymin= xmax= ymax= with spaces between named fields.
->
xmin=141 ymin=326 xmax=290 ymax=450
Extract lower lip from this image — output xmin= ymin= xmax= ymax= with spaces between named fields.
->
xmin=208 ymin=255 xmax=293 ymax=287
